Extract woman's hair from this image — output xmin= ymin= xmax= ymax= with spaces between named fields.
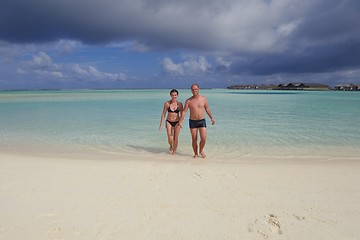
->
xmin=170 ymin=89 xmax=179 ymax=95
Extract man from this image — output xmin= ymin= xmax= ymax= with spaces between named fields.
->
xmin=179 ymin=84 xmax=215 ymax=158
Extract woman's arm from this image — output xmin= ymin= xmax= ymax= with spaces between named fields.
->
xmin=159 ymin=102 xmax=168 ymax=130
xmin=178 ymin=100 xmax=189 ymax=128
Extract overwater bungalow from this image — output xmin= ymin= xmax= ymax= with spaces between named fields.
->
xmin=334 ymin=84 xmax=359 ymax=91
xmin=277 ymin=83 xmax=329 ymax=91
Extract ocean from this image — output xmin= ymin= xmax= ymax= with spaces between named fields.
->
xmin=1 ymin=89 xmax=359 ymax=162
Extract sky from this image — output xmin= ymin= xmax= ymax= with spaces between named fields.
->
xmin=1 ymin=0 xmax=360 ymax=89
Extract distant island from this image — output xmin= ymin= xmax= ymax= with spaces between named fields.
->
xmin=227 ymin=83 xmax=360 ymax=91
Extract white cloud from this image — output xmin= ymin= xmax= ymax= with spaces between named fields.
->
xmin=162 ymin=56 xmax=211 ymax=75
xmin=55 ymin=40 xmax=81 ymax=55
xmin=276 ymin=21 xmax=301 ymax=37
xmin=217 ymin=57 xmax=232 ymax=67
xmin=162 ymin=58 xmax=184 ymax=75
xmin=72 ymin=64 xmax=127 ymax=82
xmin=27 ymin=52 xmax=56 ymax=69
xmin=18 ymin=51 xmax=127 ymax=82
xmin=18 ymin=52 xmax=63 ymax=79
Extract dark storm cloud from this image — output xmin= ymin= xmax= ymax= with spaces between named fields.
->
xmin=224 ymin=0 xmax=360 ymax=76
xmin=292 ymin=0 xmax=360 ymax=43
xmin=0 ymin=0 xmax=220 ymax=48
xmin=1 ymin=0 xmax=360 ymax=77
xmin=0 ymin=0 xmax=311 ymax=50
xmin=231 ymin=38 xmax=360 ymax=75
xmin=0 ymin=0 xmax=135 ymax=44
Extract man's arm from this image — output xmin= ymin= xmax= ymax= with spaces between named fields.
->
xmin=204 ymin=98 xmax=215 ymax=125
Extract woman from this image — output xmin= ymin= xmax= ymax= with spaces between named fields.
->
xmin=159 ymin=89 xmax=183 ymax=155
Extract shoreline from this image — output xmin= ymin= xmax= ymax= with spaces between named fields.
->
xmin=1 ymin=152 xmax=359 ymax=239
xmin=1 ymin=141 xmax=360 ymax=164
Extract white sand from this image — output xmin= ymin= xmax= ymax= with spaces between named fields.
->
xmin=1 ymin=152 xmax=359 ymax=240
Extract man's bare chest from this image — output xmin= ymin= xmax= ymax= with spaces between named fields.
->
xmin=189 ymin=100 xmax=204 ymax=109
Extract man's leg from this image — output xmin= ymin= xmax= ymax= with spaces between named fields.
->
xmin=190 ymin=128 xmax=198 ymax=157
xmin=199 ymin=127 xmax=207 ymax=158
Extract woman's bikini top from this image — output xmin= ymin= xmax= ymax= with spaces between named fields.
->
xmin=167 ymin=102 xmax=180 ymax=113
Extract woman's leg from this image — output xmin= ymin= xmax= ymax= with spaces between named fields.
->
xmin=166 ymin=121 xmax=174 ymax=153
xmin=172 ymin=125 xmax=181 ymax=154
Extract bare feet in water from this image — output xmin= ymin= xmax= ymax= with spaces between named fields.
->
xmin=193 ymin=153 xmax=206 ymax=158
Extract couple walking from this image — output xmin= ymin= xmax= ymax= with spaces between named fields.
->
xmin=159 ymin=84 xmax=215 ymax=158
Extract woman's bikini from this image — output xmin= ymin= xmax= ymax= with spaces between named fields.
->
xmin=166 ymin=102 xmax=180 ymax=127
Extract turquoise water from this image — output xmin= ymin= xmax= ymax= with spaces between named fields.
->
xmin=0 ymin=89 xmax=359 ymax=161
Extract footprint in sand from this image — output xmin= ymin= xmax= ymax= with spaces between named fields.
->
xmin=249 ymin=219 xmax=269 ymax=239
xmin=193 ymin=172 xmax=202 ymax=179
xmin=293 ymin=214 xmax=305 ymax=221
xmin=266 ymin=214 xmax=282 ymax=234
xmin=250 ymin=214 xmax=283 ymax=238
xmin=257 ymin=230 xmax=269 ymax=239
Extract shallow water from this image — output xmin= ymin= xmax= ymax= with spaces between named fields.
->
xmin=1 ymin=89 xmax=359 ymax=161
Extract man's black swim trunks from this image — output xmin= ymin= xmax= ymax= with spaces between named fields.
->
xmin=189 ymin=119 xmax=206 ymax=129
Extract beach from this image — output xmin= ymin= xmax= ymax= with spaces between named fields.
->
xmin=1 ymin=151 xmax=359 ymax=240
xmin=1 ymin=89 xmax=360 ymax=239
